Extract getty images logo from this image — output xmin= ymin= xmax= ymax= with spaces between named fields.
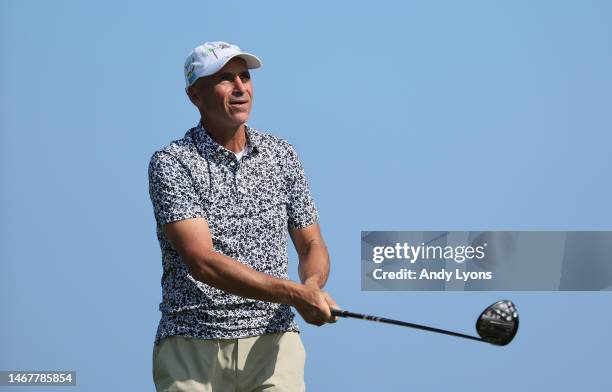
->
xmin=372 ymin=242 xmax=488 ymax=264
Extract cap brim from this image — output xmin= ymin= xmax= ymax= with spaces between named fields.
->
xmin=232 ymin=52 xmax=262 ymax=69
xmin=186 ymin=51 xmax=263 ymax=89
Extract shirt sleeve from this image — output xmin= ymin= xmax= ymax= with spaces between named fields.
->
xmin=148 ymin=151 xmax=205 ymax=226
xmin=284 ymin=143 xmax=319 ymax=230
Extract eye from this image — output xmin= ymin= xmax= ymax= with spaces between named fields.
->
xmin=219 ymin=74 xmax=233 ymax=82
xmin=239 ymin=72 xmax=251 ymax=82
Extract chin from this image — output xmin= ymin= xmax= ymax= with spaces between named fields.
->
xmin=230 ymin=113 xmax=250 ymax=125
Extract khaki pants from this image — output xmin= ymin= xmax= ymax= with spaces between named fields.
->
xmin=153 ymin=332 xmax=306 ymax=392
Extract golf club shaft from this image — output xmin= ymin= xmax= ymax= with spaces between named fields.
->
xmin=331 ymin=309 xmax=483 ymax=343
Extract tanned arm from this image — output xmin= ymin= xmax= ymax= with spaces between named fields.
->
xmin=290 ymin=223 xmax=339 ymax=319
xmin=163 ymin=217 xmax=336 ymax=326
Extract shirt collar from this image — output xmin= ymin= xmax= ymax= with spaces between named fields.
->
xmin=190 ymin=122 xmax=260 ymax=160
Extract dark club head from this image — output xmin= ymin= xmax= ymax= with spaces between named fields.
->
xmin=476 ymin=300 xmax=519 ymax=346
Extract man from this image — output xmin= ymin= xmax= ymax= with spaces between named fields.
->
xmin=148 ymin=41 xmax=338 ymax=391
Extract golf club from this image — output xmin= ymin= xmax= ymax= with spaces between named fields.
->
xmin=331 ymin=299 xmax=519 ymax=346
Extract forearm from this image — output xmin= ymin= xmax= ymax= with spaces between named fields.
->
xmin=298 ymin=240 xmax=330 ymax=288
xmin=187 ymin=250 xmax=303 ymax=306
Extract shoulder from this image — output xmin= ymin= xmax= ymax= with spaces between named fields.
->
xmin=149 ymin=128 xmax=199 ymax=172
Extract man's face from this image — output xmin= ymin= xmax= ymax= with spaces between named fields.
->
xmin=187 ymin=57 xmax=253 ymax=129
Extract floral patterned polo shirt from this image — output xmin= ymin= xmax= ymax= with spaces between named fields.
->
xmin=148 ymin=122 xmax=318 ymax=345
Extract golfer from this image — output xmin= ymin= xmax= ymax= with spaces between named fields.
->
xmin=148 ymin=41 xmax=338 ymax=391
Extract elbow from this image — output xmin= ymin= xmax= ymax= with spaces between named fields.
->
xmin=182 ymin=248 xmax=216 ymax=283
xmin=298 ymin=238 xmax=327 ymax=259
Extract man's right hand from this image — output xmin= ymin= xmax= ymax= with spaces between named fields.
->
xmin=291 ymin=285 xmax=339 ymax=326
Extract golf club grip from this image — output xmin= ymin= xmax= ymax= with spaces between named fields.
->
xmin=332 ymin=309 xmax=396 ymax=324
xmin=332 ymin=309 xmax=374 ymax=320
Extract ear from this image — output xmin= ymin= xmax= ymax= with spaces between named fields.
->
xmin=186 ymin=86 xmax=199 ymax=106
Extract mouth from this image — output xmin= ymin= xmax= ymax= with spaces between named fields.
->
xmin=229 ymin=100 xmax=249 ymax=106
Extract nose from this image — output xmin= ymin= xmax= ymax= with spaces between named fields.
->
xmin=232 ymin=75 xmax=247 ymax=95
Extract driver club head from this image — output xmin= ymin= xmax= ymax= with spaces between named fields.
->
xmin=476 ymin=300 xmax=519 ymax=346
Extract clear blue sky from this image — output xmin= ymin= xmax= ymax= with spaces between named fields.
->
xmin=1 ymin=1 xmax=611 ymax=390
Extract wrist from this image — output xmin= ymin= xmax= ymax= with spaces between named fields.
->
xmin=284 ymin=280 xmax=305 ymax=307
xmin=302 ymin=273 xmax=325 ymax=289
xmin=303 ymin=278 xmax=319 ymax=288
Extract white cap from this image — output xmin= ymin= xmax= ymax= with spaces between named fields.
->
xmin=184 ymin=41 xmax=262 ymax=88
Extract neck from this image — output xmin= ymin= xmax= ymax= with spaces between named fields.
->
xmin=202 ymin=121 xmax=247 ymax=153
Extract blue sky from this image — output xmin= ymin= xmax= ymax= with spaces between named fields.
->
xmin=1 ymin=1 xmax=611 ymax=390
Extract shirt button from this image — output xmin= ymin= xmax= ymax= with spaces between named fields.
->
xmin=224 ymin=151 xmax=229 ymax=156
xmin=230 ymin=161 xmax=235 ymax=166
